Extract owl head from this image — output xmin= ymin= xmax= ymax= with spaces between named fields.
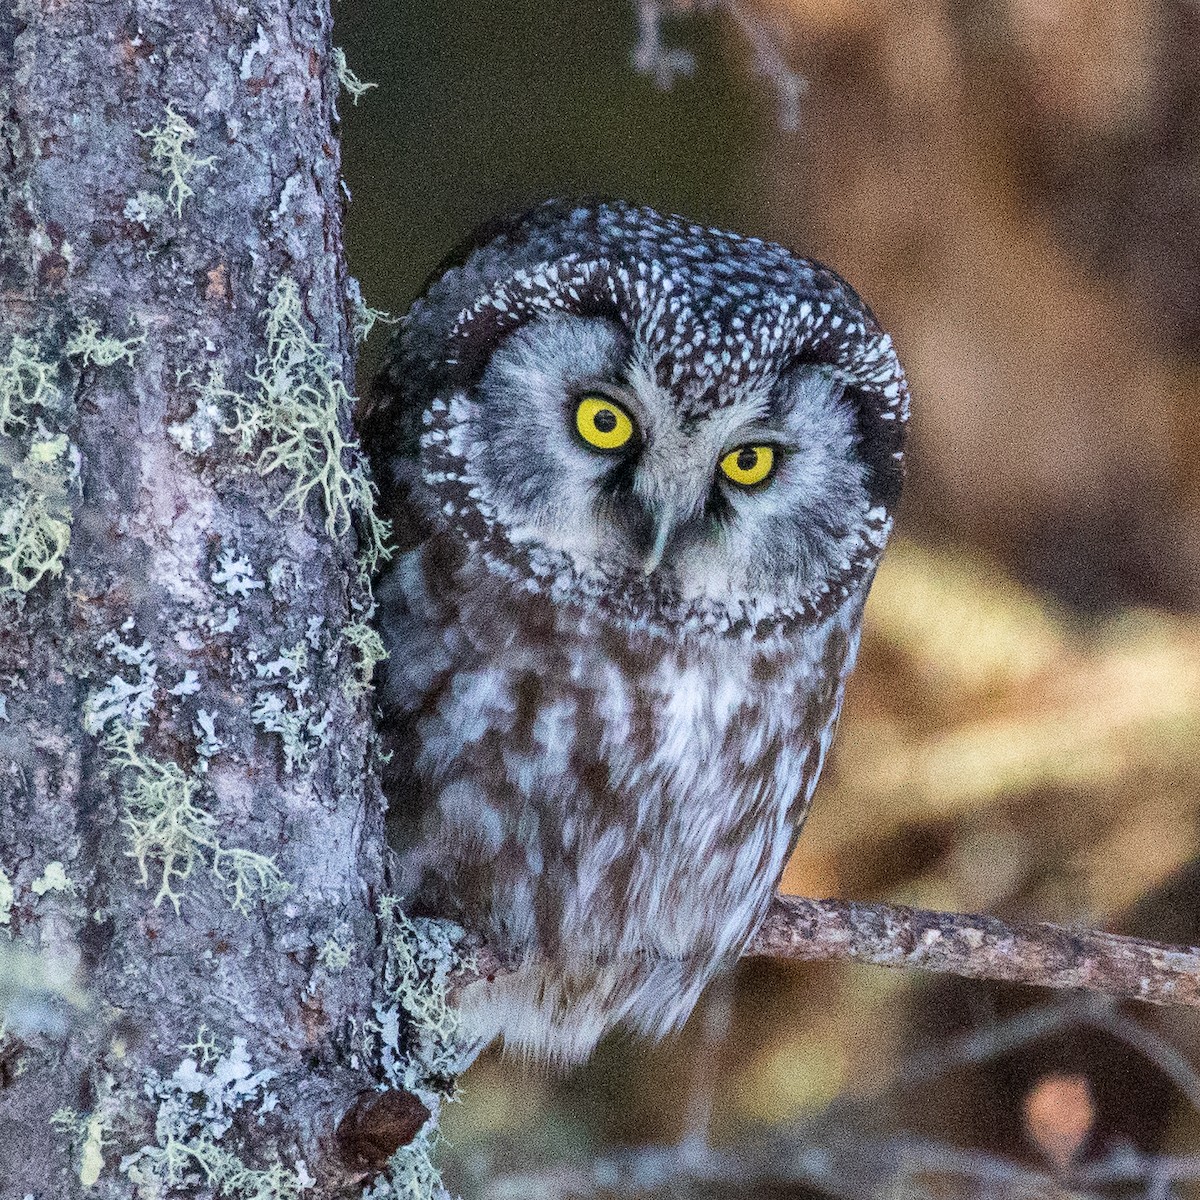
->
xmin=368 ymin=199 xmax=909 ymax=638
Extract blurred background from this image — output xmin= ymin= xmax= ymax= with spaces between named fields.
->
xmin=337 ymin=1 xmax=1200 ymax=1195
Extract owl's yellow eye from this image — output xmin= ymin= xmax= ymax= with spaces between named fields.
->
xmin=575 ymin=395 xmax=635 ymax=452
xmin=719 ymin=445 xmax=776 ymax=488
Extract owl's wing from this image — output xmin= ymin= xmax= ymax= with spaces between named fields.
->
xmin=361 ymin=359 xmax=435 ymax=868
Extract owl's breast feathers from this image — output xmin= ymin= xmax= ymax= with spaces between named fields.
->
xmin=377 ymin=531 xmax=860 ymax=1063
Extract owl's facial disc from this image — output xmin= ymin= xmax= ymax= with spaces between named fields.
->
xmin=467 ymin=311 xmax=873 ymax=616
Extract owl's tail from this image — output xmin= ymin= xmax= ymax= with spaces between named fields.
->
xmin=456 ymin=955 xmax=719 ymax=1067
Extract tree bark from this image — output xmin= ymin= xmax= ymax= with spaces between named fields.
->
xmin=0 ymin=3 xmax=435 ymax=1196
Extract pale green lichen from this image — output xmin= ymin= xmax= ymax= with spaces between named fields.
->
xmin=249 ymin=692 xmax=329 ymax=774
xmin=136 ymin=103 xmax=216 ymax=217
xmin=343 ymin=618 xmax=387 ymax=698
xmin=228 ymin=276 xmax=391 ymax=573
xmin=315 ymin=937 xmax=353 ymax=971
xmin=332 ymin=47 xmax=378 ymax=105
xmin=0 ymin=863 xmax=12 ymax=925
xmin=365 ymin=908 xmax=464 ymax=1200
xmin=0 ymin=337 xmax=73 ymax=597
xmin=122 ymin=1035 xmax=312 ymax=1200
xmin=106 ymin=724 xmax=289 ymax=915
xmin=347 ymin=277 xmax=398 ymax=346
xmin=28 ymin=431 xmax=67 ymax=464
xmin=30 ymin=860 xmax=74 ymax=897
xmin=0 ymin=335 xmax=60 ymax=435
xmin=0 ymin=485 xmax=71 ymax=594
xmin=351 ymin=300 xmax=397 ymax=346
xmin=248 ymin=640 xmax=332 ymax=775
xmin=127 ymin=1142 xmax=309 ymax=1200
xmin=65 ymin=317 xmax=145 ymax=368
xmin=81 ymin=1115 xmax=108 ymax=1188
xmin=109 ymin=726 xmax=212 ymax=909
xmin=376 ymin=899 xmax=463 ymax=1085
xmin=52 ymin=1106 xmax=109 ymax=1188
xmin=362 ymin=1130 xmax=447 ymax=1200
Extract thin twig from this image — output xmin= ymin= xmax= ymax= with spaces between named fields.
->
xmin=479 ymin=1128 xmax=1104 ymax=1200
xmin=723 ymin=0 xmax=807 ymax=130
xmin=889 ymin=996 xmax=1090 ymax=1093
xmin=678 ymin=969 xmax=734 ymax=1162
xmin=478 ymin=1129 xmax=1200 ymax=1200
xmin=1081 ymin=1004 xmax=1200 ymax=1115
xmin=1072 ymin=1146 xmax=1200 ymax=1187
xmin=631 ymin=0 xmax=701 ymax=89
xmin=631 ymin=0 xmax=806 ymax=128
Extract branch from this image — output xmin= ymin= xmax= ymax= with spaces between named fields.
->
xmin=474 ymin=1129 xmax=1107 ymax=1200
xmin=632 ymin=1 xmax=806 ymax=128
xmin=458 ymin=895 xmax=1200 ymax=1009
xmin=746 ymin=896 xmax=1200 ymax=1006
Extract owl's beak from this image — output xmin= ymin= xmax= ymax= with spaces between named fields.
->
xmin=641 ymin=510 xmax=674 ymax=576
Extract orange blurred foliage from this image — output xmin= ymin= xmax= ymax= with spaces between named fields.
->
xmin=1023 ymin=1072 xmax=1097 ymax=1170
xmin=760 ymin=0 xmax=1200 ymax=608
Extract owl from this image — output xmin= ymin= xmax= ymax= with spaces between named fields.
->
xmin=364 ymin=199 xmax=909 ymax=1066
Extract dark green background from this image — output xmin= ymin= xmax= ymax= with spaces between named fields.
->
xmin=336 ymin=0 xmax=774 ymax=358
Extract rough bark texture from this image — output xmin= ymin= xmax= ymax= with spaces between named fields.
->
xmin=0 ymin=3 xmax=420 ymax=1196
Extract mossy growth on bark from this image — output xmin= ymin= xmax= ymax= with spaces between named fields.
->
xmin=228 ymin=275 xmax=391 ymax=578
xmin=0 ymin=334 xmax=75 ymax=597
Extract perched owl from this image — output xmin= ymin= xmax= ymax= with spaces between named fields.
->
xmin=364 ymin=199 xmax=908 ymax=1066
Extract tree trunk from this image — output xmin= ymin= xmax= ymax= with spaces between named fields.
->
xmin=0 ymin=3 xmax=443 ymax=1195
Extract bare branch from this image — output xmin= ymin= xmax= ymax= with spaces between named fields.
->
xmin=632 ymin=0 xmax=702 ymax=89
xmin=885 ymin=995 xmax=1089 ymax=1093
xmin=723 ymin=0 xmax=807 ymax=130
xmin=477 ymin=1122 xmax=1200 ymax=1200
xmin=747 ymin=896 xmax=1200 ymax=1007
xmin=478 ymin=1129 xmax=1103 ymax=1200
xmin=678 ymin=971 xmax=734 ymax=1163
